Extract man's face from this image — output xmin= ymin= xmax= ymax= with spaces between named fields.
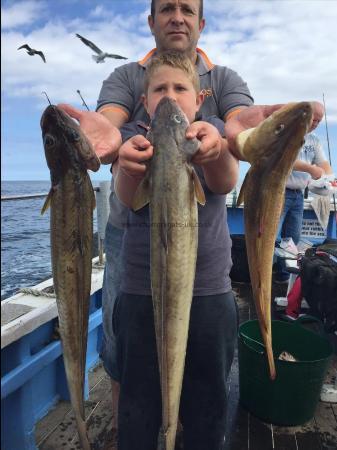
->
xmin=148 ymin=0 xmax=205 ymax=57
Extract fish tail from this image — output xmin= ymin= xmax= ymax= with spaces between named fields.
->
xmin=75 ymin=414 xmax=91 ymax=450
xmin=264 ymin=332 xmax=276 ymax=380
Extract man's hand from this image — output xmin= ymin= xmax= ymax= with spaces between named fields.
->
xmin=224 ymin=105 xmax=283 ymax=159
xmin=57 ymin=103 xmax=122 ymax=165
xmin=309 ymin=164 xmax=325 ymax=180
xmin=186 ymin=121 xmax=222 ymax=165
xmin=118 ymin=135 xmax=153 ymax=178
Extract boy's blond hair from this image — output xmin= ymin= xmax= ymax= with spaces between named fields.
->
xmin=144 ymin=51 xmax=200 ymax=95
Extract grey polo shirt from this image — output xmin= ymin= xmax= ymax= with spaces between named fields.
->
xmin=96 ymin=48 xmax=254 ymax=229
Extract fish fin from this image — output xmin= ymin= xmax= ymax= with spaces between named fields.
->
xmin=237 ymin=171 xmax=250 ymax=206
xmin=132 ymin=175 xmax=151 ymax=211
xmin=91 ymin=187 xmax=96 ymax=210
xmin=190 ymin=167 xmax=206 ymax=205
xmin=41 ymin=189 xmax=53 ymax=214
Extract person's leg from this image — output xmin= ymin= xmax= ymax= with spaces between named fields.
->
xmin=115 ymin=293 xmax=162 ymax=450
xmin=100 ymin=222 xmax=124 ymax=381
xmin=275 ymin=190 xmax=300 ymax=282
xmin=100 ymin=223 xmax=124 ymax=429
xmin=281 ymin=191 xmax=304 ymax=245
xmin=180 ymin=292 xmax=238 ymax=450
xmin=276 ymin=191 xmax=291 ymax=241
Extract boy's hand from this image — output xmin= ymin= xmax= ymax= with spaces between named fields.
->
xmin=57 ymin=103 xmax=122 ymax=165
xmin=186 ymin=121 xmax=222 ymax=165
xmin=119 ymin=135 xmax=153 ymax=177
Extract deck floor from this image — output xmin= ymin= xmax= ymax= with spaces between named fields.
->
xmin=35 ymin=281 xmax=337 ymax=450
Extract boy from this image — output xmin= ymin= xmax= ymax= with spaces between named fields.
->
xmin=113 ymin=51 xmax=238 ymax=450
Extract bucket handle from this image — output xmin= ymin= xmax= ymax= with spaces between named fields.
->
xmin=240 ymin=333 xmax=265 ymax=355
xmin=291 ymin=314 xmax=327 ymax=337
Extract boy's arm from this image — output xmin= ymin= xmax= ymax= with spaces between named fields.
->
xmin=187 ymin=121 xmax=239 ymax=194
xmin=202 ymin=138 xmax=239 ymax=194
xmin=114 ymin=135 xmax=153 ymax=207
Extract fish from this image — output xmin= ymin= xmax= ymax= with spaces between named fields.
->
xmin=40 ymin=105 xmax=100 ymax=449
xmin=17 ymin=44 xmax=46 ymax=62
xmin=236 ymin=102 xmax=313 ymax=380
xmin=75 ymin=33 xmax=127 ymax=63
xmin=278 ymin=351 xmax=298 ymax=362
xmin=132 ymin=97 xmax=206 ymax=450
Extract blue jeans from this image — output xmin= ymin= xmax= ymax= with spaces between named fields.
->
xmin=277 ymin=188 xmax=304 ymax=245
xmin=100 ymin=222 xmax=124 ymax=381
xmin=114 ymin=291 xmax=238 ymax=450
xmin=275 ymin=188 xmax=304 ymax=280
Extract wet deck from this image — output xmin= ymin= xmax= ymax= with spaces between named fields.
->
xmin=35 ymin=281 xmax=337 ymax=450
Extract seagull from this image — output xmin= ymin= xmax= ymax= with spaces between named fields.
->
xmin=75 ymin=33 xmax=127 ymax=63
xmin=17 ymin=44 xmax=46 ymax=63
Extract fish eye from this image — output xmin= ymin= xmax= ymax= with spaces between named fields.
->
xmin=172 ymin=114 xmax=182 ymax=123
xmin=274 ymin=123 xmax=285 ymax=135
xmin=67 ymin=129 xmax=81 ymax=142
xmin=44 ymin=134 xmax=55 ymax=147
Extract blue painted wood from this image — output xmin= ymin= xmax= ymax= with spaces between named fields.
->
xmin=1 ymin=383 xmax=37 ymax=450
xmin=1 ymin=291 xmax=103 ymax=450
xmin=1 ymin=340 xmax=61 ymax=399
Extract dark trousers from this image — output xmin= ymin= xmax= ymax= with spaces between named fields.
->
xmin=113 ymin=291 xmax=238 ymax=450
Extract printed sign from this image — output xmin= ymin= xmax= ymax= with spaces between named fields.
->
xmin=301 ymin=219 xmax=327 ymax=238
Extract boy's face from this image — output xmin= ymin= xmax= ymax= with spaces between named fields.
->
xmin=143 ymin=65 xmax=203 ymax=123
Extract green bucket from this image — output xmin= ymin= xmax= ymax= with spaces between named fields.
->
xmin=238 ymin=319 xmax=333 ymax=426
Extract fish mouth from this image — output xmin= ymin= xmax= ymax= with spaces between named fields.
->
xmin=85 ymin=155 xmax=101 ymax=172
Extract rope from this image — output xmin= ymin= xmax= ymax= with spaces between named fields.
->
xmin=18 ymin=287 xmax=56 ymax=298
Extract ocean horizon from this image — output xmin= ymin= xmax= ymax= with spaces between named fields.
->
xmin=1 ymin=180 xmax=102 ymax=300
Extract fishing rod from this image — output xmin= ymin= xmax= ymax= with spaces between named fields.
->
xmin=322 ymin=93 xmax=337 ymax=229
xmin=42 ymin=91 xmax=52 ymax=105
xmin=76 ymin=89 xmax=90 ymax=111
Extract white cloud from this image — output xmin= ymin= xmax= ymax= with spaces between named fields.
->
xmin=2 ymin=0 xmax=337 ymax=123
xmin=1 ymin=0 xmax=46 ymax=29
xmin=201 ymin=0 xmax=337 ymax=122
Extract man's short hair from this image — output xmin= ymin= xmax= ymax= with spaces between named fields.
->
xmin=144 ymin=51 xmax=200 ymax=94
xmin=150 ymin=0 xmax=203 ymax=21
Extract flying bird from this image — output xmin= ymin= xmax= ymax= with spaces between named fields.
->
xmin=75 ymin=33 xmax=127 ymax=63
xmin=17 ymin=44 xmax=46 ymax=63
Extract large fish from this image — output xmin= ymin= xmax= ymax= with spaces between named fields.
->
xmin=236 ymin=102 xmax=313 ymax=380
xmin=41 ymin=105 xmax=100 ymax=449
xmin=132 ymin=97 xmax=206 ymax=450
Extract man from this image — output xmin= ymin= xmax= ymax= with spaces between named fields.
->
xmin=58 ymin=0 xmax=323 ymax=440
xmin=61 ymin=0 xmax=254 ymax=429
xmin=275 ymin=102 xmax=333 ymax=282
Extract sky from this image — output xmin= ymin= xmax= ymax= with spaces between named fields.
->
xmin=2 ymin=0 xmax=337 ymax=183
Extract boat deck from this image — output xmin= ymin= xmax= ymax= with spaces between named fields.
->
xmin=35 ymin=281 xmax=337 ymax=450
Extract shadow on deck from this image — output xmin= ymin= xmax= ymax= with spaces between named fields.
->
xmin=35 ymin=281 xmax=337 ymax=450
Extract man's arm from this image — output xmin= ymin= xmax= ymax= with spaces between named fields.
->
xmin=57 ymin=103 xmax=126 ymax=165
xmin=318 ymin=160 xmax=333 ymax=175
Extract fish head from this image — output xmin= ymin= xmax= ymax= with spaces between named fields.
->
xmin=150 ymin=96 xmax=199 ymax=161
xmin=241 ymin=102 xmax=313 ymax=170
xmin=41 ymin=105 xmax=100 ymax=183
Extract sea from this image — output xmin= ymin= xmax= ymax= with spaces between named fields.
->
xmin=1 ymin=180 xmax=99 ymax=300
